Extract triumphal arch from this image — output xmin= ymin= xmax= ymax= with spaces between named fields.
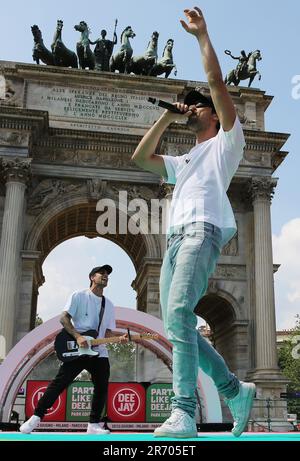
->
xmin=0 ymin=61 xmax=289 ymax=425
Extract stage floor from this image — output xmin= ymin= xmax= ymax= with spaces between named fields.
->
xmin=0 ymin=431 xmax=300 ymax=442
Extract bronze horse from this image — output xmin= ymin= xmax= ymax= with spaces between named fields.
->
xmin=129 ymin=31 xmax=159 ymax=76
xmin=109 ymin=26 xmax=136 ymax=74
xmin=74 ymin=21 xmax=95 ymax=70
xmin=150 ymin=38 xmax=177 ymax=78
xmin=51 ymin=20 xmax=78 ymax=68
xmin=31 ymin=25 xmax=55 ymax=66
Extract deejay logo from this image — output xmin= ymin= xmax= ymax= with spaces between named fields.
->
xmin=108 ymin=383 xmax=145 ymax=422
xmin=112 ymin=387 xmax=141 ymax=418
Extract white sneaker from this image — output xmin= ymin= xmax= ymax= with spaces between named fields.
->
xmin=154 ymin=408 xmax=197 ymax=438
xmin=225 ymin=382 xmax=256 ymax=437
xmin=19 ymin=415 xmax=41 ymax=434
xmin=87 ymin=423 xmax=110 ymax=434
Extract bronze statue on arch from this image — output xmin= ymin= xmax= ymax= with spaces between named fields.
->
xmin=224 ymin=49 xmax=262 ymax=87
xmin=90 ymin=20 xmax=118 ymax=71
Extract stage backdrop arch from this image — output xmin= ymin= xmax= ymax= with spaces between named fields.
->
xmin=0 ymin=307 xmax=222 ymax=423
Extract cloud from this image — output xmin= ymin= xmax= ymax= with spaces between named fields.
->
xmin=273 ymin=218 xmax=300 ymax=330
xmin=287 ymin=281 xmax=300 ymax=303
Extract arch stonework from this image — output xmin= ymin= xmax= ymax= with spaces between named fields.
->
xmin=196 ymin=291 xmax=249 ymax=378
xmin=0 ymin=62 xmax=290 ymax=426
xmin=20 ymin=193 xmax=164 ymax=338
xmin=24 ymin=193 xmax=162 ymax=263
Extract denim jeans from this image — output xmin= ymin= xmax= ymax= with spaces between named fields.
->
xmin=160 ymin=222 xmax=240 ymax=418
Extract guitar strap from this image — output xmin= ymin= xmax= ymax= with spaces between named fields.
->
xmin=97 ymin=295 xmax=106 ymax=334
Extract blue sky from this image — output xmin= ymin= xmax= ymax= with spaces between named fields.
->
xmin=1 ymin=0 xmax=299 ymax=329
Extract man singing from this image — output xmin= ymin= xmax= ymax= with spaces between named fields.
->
xmin=131 ymin=7 xmax=255 ymax=438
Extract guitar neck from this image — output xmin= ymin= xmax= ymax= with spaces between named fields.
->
xmin=91 ymin=334 xmax=144 ymax=346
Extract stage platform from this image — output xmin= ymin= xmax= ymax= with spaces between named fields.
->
xmin=0 ymin=431 xmax=300 ymax=442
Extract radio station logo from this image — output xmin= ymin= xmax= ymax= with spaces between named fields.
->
xmin=108 ymin=383 xmax=145 ymax=422
xmin=113 ymin=387 xmax=140 ymax=417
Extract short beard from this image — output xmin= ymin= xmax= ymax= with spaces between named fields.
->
xmin=186 ymin=115 xmax=210 ymax=133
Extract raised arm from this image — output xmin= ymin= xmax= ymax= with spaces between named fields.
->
xmin=180 ymin=7 xmax=236 ymax=131
xmin=228 ymin=54 xmax=239 ymax=60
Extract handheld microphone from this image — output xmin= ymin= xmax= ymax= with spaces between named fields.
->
xmin=147 ymin=97 xmax=182 ymax=114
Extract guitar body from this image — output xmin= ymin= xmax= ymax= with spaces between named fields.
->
xmin=54 ymin=329 xmax=99 ymax=362
xmin=54 ymin=329 xmax=158 ymax=363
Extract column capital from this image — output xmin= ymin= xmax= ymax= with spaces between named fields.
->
xmin=0 ymin=157 xmax=32 ymax=185
xmin=248 ymin=177 xmax=277 ymax=203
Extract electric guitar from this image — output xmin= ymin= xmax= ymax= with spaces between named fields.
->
xmin=54 ymin=329 xmax=158 ymax=362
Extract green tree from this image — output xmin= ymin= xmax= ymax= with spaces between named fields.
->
xmin=278 ymin=315 xmax=300 ymax=418
xmin=35 ymin=314 xmax=43 ymax=327
xmin=107 ymin=342 xmax=136 ymax=382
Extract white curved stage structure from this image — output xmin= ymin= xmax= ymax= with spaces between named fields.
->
xmin=0 ymin=307 xmax=222 ymax=423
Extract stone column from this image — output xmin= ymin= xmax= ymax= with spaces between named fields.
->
xmin=250 ymin=177 xmax=278 ymax=371
xmin=133 ymin=258 xmax=161 ymax=317
xmin=247 ymin=177 xmax=290 ymax=430
xmin=0 ymin=157 xmax=31 ymax=354
xmin=15 ymin=250 xmax=44 ymax=343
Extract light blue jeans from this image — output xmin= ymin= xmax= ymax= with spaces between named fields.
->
xmin=160 ymin=222 xmax=240 ymax=418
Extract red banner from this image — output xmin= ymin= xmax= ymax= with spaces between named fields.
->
xmin=25 ymin=381 xmax=147 ymax=423
xmin=107 ymin=383 xmax=146 ymax=422
xmin=25 ymin=380 xmax=67 ymax=421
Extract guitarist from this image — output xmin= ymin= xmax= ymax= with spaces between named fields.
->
xmin=20 ymin=265 xmax=128 ymax=435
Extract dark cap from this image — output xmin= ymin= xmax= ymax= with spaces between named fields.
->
xmin=184 ymin=87 xmax=216 ymax=113
xmin=89 ymin=265 xmax=113 ymax=280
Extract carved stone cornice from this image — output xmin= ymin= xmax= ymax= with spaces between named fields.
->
xmin=239 ymin=88 xmax=273 ymax=112
xmin=43 ymin=127 xmax=140 ymax=148
xmin=0 ymin=157 xmax=32 ymax=184
xmin=248 ymin=177 xmax=277 ymax=203
xmin=32 ymin=147 xmax=137 ymax=171
xmin=0 ymin=105 xmax=49 ymax=132
xmin=1 ymin=62 xmax=185 ymax=93
xmin=243 ymin=130 xmax=289 ymax=173
xmin=0 ymin=131 xmax=31 ymax=148
xmin=0 ymin=106 xmax=49 ymax=154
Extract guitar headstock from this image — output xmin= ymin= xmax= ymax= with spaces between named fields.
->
xmin=138 ymin=332 xmax=158 ymax=340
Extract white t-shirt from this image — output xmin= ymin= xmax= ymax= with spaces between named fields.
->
xmin=162 ymin=116 xmax=246 ymax=247
xmin=63 ymin=289 xmax=116 ymax=358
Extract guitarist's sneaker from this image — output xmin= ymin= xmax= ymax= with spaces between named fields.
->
xmin=225 ymin=382 xmax=256 ymax=437
xmin=19 ymin=415 xmax=41 ymax=434
xmin=87 ymin=423 xmax=110 ymax=434
xmin=154 ymin=408 xmax=197 ymax=438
